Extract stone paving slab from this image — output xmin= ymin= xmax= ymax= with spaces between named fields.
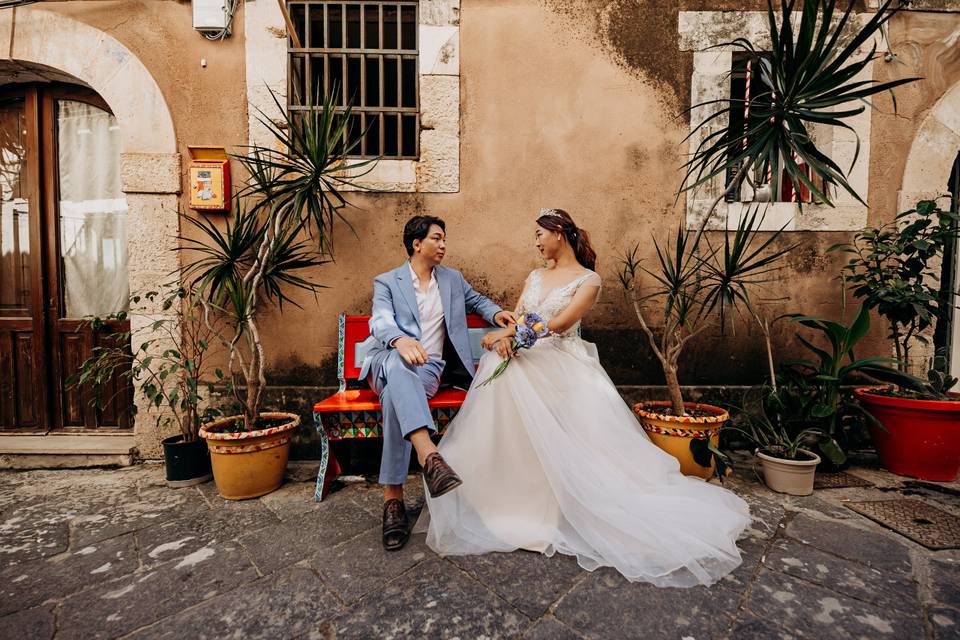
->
xmin=57 ymin=541 xmax=259 ymax=640
xmin=745 ymin=567 xmax=925 ymax=639
xmin=0 ymin=532 xmax=138 ymax=616
xmin=309 ymin=526 xmax=431 ymax=604
xmin=0 ymin=462 xmax=958 ymax=639
xmin=126 ymin=564 xmax=342 ymax=640
xmin=763 ymin=537 xmax=920 ymax=613
xmin=319 ymin=557 xmax=531 ymax=639
xmin=447 ymin=548 xmax=585 ymax=619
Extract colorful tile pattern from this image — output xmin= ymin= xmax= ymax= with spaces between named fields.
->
xmin=312 ymin=406 xmax=461 ymax=502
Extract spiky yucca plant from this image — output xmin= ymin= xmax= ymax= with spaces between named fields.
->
xmin=182 ymin=91 xmax=375 ymax=431
xmin=621 ymin=0 xmax=919 ymax=419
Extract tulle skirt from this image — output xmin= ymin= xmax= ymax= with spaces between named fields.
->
xmin=422 ymin=336 xmax=751 ymax=588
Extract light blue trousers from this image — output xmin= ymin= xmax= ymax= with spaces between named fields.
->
xmin=367 ymin=349 xmax=444 ymax=485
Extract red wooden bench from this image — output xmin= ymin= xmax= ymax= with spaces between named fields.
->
xmin=313 ymin=314 xmax=496 ymax=501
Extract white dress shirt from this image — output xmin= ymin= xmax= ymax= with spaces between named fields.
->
xmin=409 ymin=262 xmax=446 ymax=360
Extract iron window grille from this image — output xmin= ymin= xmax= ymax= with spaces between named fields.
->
xmin=287 ymin=1 xmax=420 ymax=160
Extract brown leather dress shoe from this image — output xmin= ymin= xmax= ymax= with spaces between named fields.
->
xmin=422 ymin=452 xmax=463 ymax=498
xmin=382 ymin=498 xmax=410 ymax=551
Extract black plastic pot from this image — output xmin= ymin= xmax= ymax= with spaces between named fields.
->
xmin=161 ymin=434 xmax=213 ymax=487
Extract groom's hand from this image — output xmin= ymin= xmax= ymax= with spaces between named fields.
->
xmin=494 ymin=311 xmax=517 ymax=328
xmin=393 ymin=337 xmax=429 ymax=366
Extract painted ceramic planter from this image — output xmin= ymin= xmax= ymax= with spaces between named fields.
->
xmin=199 ymin=412 xmax=300 ymax=500
xmin=633 ymin=401 xmax=729 ymax=480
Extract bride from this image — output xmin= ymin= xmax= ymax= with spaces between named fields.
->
xmin=422 ymin=208 xmax=751 ymax=588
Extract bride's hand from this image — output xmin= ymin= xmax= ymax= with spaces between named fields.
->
xmin=481 ymin=329 xmax=511 ymax=351
xmin=493 ymin=338 xmax=513 ymax=359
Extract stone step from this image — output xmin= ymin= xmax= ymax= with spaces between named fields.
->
xmin=0 ymin=434 xmax=137 ymax=469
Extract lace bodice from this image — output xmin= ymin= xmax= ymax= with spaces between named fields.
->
xmin=518 ymin=268 xmax=602 ymax=338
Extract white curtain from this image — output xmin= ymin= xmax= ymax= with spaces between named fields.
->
xmin=57 ymin=99 xmax=128 ymax=318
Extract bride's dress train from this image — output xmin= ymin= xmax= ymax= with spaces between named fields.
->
xmin=422 ymin=269 xmax=750 ymax=588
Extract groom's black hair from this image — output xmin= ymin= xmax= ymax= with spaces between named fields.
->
xmin=403 ymin=215 xmax=446 ymax=256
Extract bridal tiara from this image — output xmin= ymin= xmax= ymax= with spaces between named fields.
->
xmin=538 ymin=208 xmax=564 ymax=220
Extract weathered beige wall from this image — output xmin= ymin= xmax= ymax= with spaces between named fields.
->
xmin=18 ymin=1 xmax=960 ymax=397
xmin=50 ymin=0 xmax=249 ymax=183
xmin=870 ymin=10 xmax=960 ymax=220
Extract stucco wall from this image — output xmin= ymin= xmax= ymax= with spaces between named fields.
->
xmin=10 ymin=2 xmax=960 ymax=443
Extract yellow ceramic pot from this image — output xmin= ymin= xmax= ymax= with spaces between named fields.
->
xmin=633 ymin=401 xmax=729 ymax=479
xmin=199 ymin=412 xmax=300 ymax=500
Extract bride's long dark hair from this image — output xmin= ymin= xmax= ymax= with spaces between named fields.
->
xmin=536 ymin=209 xmax=597 ymax=271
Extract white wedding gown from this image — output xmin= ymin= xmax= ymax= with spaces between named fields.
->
xmin=423 ymin=268 xmax=751 ymax=588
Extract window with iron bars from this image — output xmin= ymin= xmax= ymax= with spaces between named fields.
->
xmin=287 ymin=1 xmax=419 ymax=159
xmin=725 ymin=53 xmax=826 ymax=204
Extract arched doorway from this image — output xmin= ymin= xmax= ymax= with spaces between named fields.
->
xmin=0 ymin=8 xmax=180 ymax=457
xmin=0 ymin=80 xmax=131 ymax=431
xmin=900 ymin=80 xmax=960 ymax=378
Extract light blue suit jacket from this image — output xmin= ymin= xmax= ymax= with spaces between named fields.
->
xmin=359 ymin=263 xmax=503 ymax=382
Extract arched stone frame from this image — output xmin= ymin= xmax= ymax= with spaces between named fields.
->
xmin=0 ymin=8 xmax=182 ymax=457
xmin=898 ymin=80 xmax=960 ymax=377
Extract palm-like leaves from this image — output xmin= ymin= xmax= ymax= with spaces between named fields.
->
xmin=683 ymin=0 xmax=919 ymax=206
xmin=179 ymin=88 xmax=371 ymax=429
xmin=625 ymin=210 xmax=796 ymax=334
xmin=238 ymin=87 xmax=376 ymax=258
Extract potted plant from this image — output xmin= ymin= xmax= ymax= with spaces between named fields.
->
xmin=183 ymin=91 xmax=374 ymax=500
xmin=69 ymin=287 xmax=224 ymax=487
xmin=620 ymin=0 xmax=916 ymax=478
xmin=727 ymin=388 xmax=826 ymax=495
xmin=833 ymin=200 xmax=960 ymax=480
xmin=780 ymin=300 xmax=915 ymax=468
xmin=620 ymin=211 xmax=794 ymax=479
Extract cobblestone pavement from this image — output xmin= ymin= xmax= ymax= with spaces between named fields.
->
xmin=1 ymin=457 xmax=958 ymax=639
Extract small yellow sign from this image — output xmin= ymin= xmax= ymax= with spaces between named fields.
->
xmin=187 ymin=146 xmax=230 ymax=212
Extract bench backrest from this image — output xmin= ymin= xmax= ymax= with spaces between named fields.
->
xmin=337 ymin=314 xmax=495 ymax=391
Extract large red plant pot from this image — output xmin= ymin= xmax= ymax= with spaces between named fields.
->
xmin=854 ymin=388 xmax=960 ymax=482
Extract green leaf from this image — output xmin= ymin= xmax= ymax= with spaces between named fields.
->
xmin=817 ymin=434 xmax=846 ymax=465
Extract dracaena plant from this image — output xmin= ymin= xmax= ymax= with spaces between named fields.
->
xmin=181 ymin=89 xmax=375 ymax=431
xmin=619 ymin=209 xmax=796 ymax=416
xmin=620 ymin=0 xmax=919 ymax=419
xmin=683 ymin=0 xmax=919 ymax=216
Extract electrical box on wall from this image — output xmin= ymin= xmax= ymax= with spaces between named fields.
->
xmin=188 ymin=146 xmax=231 ymax=212
xmin=193 ymin=0 xmax=229 ymax=31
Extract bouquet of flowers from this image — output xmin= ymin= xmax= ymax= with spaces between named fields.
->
xmin=479 ymin=312 xmax=550 ymax=387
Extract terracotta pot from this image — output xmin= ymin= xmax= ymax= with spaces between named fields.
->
xmin=756 ymin=448 xmax=820 ymax=496
xmin=198 ymin=412 xmax=300 ymax=500
xmin=854 ymin=388 xmax=960 ymax=482
xmin=633 ymin=401 xmax=729 ymax=479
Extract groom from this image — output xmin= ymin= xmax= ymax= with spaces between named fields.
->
xmin=360 ymin=215 xmax=515 ymax=550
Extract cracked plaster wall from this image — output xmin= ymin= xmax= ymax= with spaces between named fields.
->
xmin=9 ymin=2 xmax=960 ymax=458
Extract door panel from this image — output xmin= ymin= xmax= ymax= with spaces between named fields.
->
xmin=0 ymin=89 xmax=46 ymax=430
xmin=43 ymin=87 xmax=131 ymax=431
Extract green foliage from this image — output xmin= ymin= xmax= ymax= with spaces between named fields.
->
xmin=683 ymin=0 xmax=918 ymax=206
xmin=619 ymin=209 xmax=795 ymax=414
xmin=67 ymin=287 xmax=225 ymax=441
xmin=690 ymin=437 xmax=732 ymax=481
xmin=830 ymin=199 xmax=960 ymax=372
xmin=778 ymin=301 xmax=920 ymax=457
xmin=727 ymin=386 xmax=841 ymax=462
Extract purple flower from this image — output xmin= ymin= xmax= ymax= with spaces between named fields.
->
xmin=515 ymin=324 xmax=537 ymax=349
xmin=522 ymin=312 xmax=549 ymax=338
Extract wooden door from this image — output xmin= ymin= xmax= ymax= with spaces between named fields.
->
xmin=0 ymin=89 xmax=46 ymax=431
xmin=0 ymin=84 xmax=131 ymax=432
